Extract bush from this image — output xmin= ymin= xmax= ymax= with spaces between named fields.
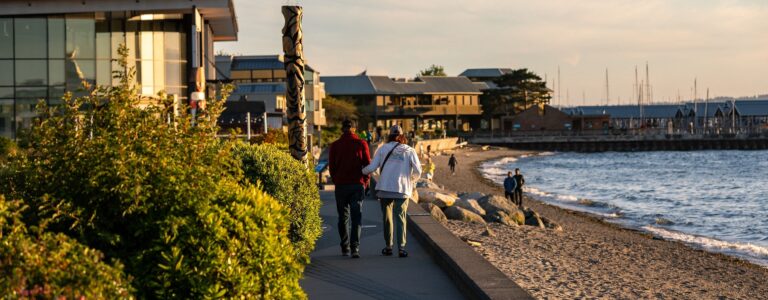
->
xmin=0 ymin=196 xmax=133 ymax=298
xmin=0 ymin=45 xmax=306 ymax=298
xmin=0 ymin=137 xmax=15 ymax=163
xmin=233 ymin=143 xmax=322 ymax=260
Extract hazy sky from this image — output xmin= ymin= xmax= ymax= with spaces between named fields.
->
xmin=219 ymin=0 xmax=768 ymax=106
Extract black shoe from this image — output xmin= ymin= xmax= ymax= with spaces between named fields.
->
xmin=342 ymin=247 xmax=350 ymax=256
xmin=398 ymin=249 xmax=408 ymax=258
xmin=381 ymin=247 xmax=393 ymax=256
xmin=351 ymin=249 xmax=360 ymax=258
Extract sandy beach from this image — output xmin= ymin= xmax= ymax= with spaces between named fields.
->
xmin=430 ymin=146 xmax=768 ymax=299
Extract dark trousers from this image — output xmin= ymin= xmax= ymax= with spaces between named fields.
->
xmin=449 ymin=164 xmax=456 ymax=173
xmin=505 ymin=191 xmax=515 ymax=204
xmin=335 ymin=184 xmax=365 ymax=250
xmin=513 ymin=189 xmax=523 ymax=207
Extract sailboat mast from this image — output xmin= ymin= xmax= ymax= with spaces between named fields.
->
xmin=558 ymin=66 xmax=561 ymax=108
xmin=605 ymin=68 xmax=610 ymax=107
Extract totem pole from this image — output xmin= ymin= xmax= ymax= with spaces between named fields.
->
xmin=282 ymin=6 xmax=308 ymax=162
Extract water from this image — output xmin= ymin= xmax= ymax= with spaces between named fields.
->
xmin=479 ymin=150 xmax=768 ymax=266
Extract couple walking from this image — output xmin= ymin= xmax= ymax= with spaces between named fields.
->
xmin=504 ymin=169 xmax=525 ymax=207
xmin=329 ymin=120 xmax=422 ymax=258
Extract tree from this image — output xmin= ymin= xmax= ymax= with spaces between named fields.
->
xmin=479 ymin=68 xmax=551 ymax=117
xmin=321 ymin=97 xmax=359 ymax=145
xmin=419 ymin=64 xmax=447 ymax=77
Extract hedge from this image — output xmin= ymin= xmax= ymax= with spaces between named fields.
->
xmin=233 ymin=143 xmax=322 ymax=261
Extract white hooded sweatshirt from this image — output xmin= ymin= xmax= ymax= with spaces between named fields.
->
xmin=362 ymin=142 xmax=422 ymax=198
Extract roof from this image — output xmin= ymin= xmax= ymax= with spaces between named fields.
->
xmin=233 ymin=83 xmax=286 ymax=95
xmin=321 ymin=75 xmax=484 ymax=96
xmin=459 ymin=68 xmax=514 ymax=78
xmin=0 ymin=0 xmax=238 ymax=41
xmin=230 ymin=55 xmax=284 ymax=71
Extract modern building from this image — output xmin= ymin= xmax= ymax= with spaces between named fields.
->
xmin=215 ymin=54 xmax=326 ymax=141
xmin=0 ymin=0 xmax=238 ymax=139
xmin=321 ymin=74 xmax=485 ymax=134
xmin=459 ymin=68 xmax=514 ymax=89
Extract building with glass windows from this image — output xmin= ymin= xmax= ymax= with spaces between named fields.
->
xmin=0 ymin=0 xmax=237 ymax=138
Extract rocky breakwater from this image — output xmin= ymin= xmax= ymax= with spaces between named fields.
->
xmin=413 ymin=180 xmax=562 ymax=232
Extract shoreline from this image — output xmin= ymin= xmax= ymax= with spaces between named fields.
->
xmin=430 ymin=145 xmax=768 ymax=299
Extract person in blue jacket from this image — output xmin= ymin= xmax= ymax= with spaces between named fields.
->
xmin=503 ymin=171 xmax=518 ymax=205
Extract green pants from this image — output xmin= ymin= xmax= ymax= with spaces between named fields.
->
xmin=380 ymin=198 xmax=409 ymax=250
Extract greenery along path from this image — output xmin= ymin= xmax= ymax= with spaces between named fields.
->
xmin=301 ymin=188 xmax=465 ymax=300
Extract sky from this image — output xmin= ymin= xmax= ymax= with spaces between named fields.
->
xmin=219 ymin=0 xmax=768 ymax=106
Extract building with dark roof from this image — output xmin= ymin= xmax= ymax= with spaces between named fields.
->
xmin=322 ymin=75 xmax=486 ymax=133
xmin=215 ymin=54 xmax=326 ymax=141
xmin=0 ymin=0 xmax=238 ymax=139
xmin=218 ymin=100 xmax=266 ymax=134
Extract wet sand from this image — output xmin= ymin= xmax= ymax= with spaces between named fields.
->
xmin=430 ymin=146 xmax=768 ymax=299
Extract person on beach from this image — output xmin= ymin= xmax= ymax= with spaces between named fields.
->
xmin=424 ymin=157 xmax=436 ymax=182
xmin=448 ymin=154 xmax=458 ymax=175
xmin=362 ymin=125 xmax=422 ymax=258
xmin=512 ymin=168 xmax=525 ymax=207
xmin=503 ymin=171 xmax=518 ymax=204
xmin=329 ymin=119 xmax=371 ymax=258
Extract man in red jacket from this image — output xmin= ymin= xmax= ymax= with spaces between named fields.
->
xmin=329 ymin=119 xmax=371 ymax=258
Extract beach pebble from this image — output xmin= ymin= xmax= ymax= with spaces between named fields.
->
xmin=454 ymin=198 xmax=487 ymax=216
xmin=444 ymin=206 xmax=486 ymax=224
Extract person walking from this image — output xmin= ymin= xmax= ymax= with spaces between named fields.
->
xmin=448 ymin=154 xmax=458 ymax=175
xmin=503 ymin=171 xmax=517 ymax=204
xmin=363 ymin=125 xmax=422 ymax=258
xmin=329 ymin=119 xmax=371 ymax=258
xmin=512 ymin=168 xmax=525 ymax=207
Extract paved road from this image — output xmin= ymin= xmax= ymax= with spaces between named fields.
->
xmin=301 ymin=187 xmax=465 ymax=300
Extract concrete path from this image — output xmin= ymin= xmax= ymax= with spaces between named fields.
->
xmin=301 ymin=187 xmax=465 ymax=300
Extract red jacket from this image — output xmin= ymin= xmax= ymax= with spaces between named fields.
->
xmin=329 ymin=132 xmax=371 ymax=186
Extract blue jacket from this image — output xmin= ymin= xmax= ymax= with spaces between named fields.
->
xmin=503 ymin=176 xmax=517 ymax=192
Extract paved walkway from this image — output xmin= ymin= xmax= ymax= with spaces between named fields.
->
xmin=301 ymin=187 xmax=465 ymax=300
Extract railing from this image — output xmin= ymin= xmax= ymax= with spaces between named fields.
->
xmin=377 ymin=105 xmax=481 ymax=116
xmin=461 ymin=127 xmax=768 ymax=143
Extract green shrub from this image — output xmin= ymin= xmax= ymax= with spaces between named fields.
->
xmin=0 ymin=196 xmax=134 ymax=298
xmin=233 ymin=143 xmax=322 ymax=260
xmin=0 ymin=137 xmax=15 ymax=163
xmin=0 ymin=45 xmax=306 ymax=298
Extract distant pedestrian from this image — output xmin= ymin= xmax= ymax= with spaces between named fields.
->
xmin=512 ymin=168 xmax=525 ymax=207
xmin=375 ymin=126 xmax=383 ymax=142
xmin=329 ymin=119 xmax=371 ymax=258
xmin=424 ymin=158 xmax=435 ymax=182
xmin=503 ymin=171 xmax=517 ymax=204
xmin=363 ymin=125 xmax=422 ymax=258
xmin=448 ymin=154 xmax=458 ymax=175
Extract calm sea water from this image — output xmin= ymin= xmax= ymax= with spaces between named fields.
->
xmin=480 ymin=150 xmax=768 ymax=266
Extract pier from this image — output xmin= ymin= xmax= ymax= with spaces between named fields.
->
xmin=469 ymin=134 xmax=768 ymax=152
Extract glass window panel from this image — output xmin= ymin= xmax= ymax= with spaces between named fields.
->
xmin=49 ymin=85 xmax=65 ymax=103
xmin=96 ymin=26 xmax=110 ymax=59
xmin=0 ymin=18 xmax=12 ymax=58
xmin=66 ymin=16 xmax=95 ymax=59
xmin=48 ymin=17 xmax=65 ymax=59
xmin=153 ymin=31 xmax=165 ymax=91
xmin=49 ymin=59 xmax=65 ymax=86
xmin=96 ymin=59 xmax=111 ymax=86
xmin=15 ymin=18 xmax=47 ymax=58
xmin=16 ymin=98 xmax=40 ymax=131
xmin=164 ymin=32 xmax=181 ymax=61
xmin=16 ymin=60 xmax=47 ymax=86
xmin=165 ymin=62 xmax=184 ymax=88
xmin=110 ymin=22 xmax=125 ymax=59
xmin=15 ymin=87 xmax=47 ymax=99
xmin=65 ymin=59 xmax=95 ymax=93
xmin=0 ymin=87 xmax=12 ymax=98
xmin=0 ymin=99 xmax=12 ymax=138
xmin=0 ymin=60 xmax=12 ymax=85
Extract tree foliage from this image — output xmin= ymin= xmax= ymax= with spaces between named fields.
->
xmin=419 ymin=64 xmax=447 ymax=77
xmin=0 ymin=45 xmax=308 ymax=298
xmin=479 ymin=68 xmax=551 ymax=116
xmin=321 ymin=97 xmax=359 ymax=145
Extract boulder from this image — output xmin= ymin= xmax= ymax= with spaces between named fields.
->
xmin=444 ymin=206 xmax=486 ymax=224
xmin=418 ymin=189 xmax=457 ymax=208
xmin=454 ymin=198 xmax=486 ymax=216
xmin=459 ymin=192 xmax=486 ymax=202
xmin=485 ymin=209 xmax=524 ymax=226
xmin=411 ymin=188 xmax=419 ymax=203
xmin=482 ymin=226 xmax=496 ymax=237
xmin=524 ymin=209 xmax=546 ymax=229
xmin=421 ymin=203 xmax=447 ymax=223
xmin=415 ymin=179 xmax=442 ymax=190
xmin=541 ymin=216 xmax=563 ymax=232
xmin=478 ymin=195 xmax=521 ymax=216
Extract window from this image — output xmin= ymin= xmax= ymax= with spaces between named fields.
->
xmin=0 ymin=60 xmax=12 ymax=85
xmin=16 ymin=60 xmax=47 ymax=86
xmin=0 ymin=18 xmax=13 ymax=58
xmin=15 ymin=18 xmax=47 ymax=59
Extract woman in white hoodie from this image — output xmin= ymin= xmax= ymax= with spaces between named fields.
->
xmin=362 ymin=125 xmax=422 ymax=257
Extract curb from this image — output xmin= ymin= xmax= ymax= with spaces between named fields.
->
xmin=407 ymin=203 xmax=534 ymax=300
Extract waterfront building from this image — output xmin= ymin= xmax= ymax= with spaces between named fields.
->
xmin=508 ymin=105 xmax=573 ymax=132
xmin=321 ymin=74 xmax=485 ymax=134
xmin=459 ymin=68 xmax=514 ymax=89
xmin=215 ymin=54 xmax=326 ymax=142
xmin=0 ymin=0 xmax=237 ymax=139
